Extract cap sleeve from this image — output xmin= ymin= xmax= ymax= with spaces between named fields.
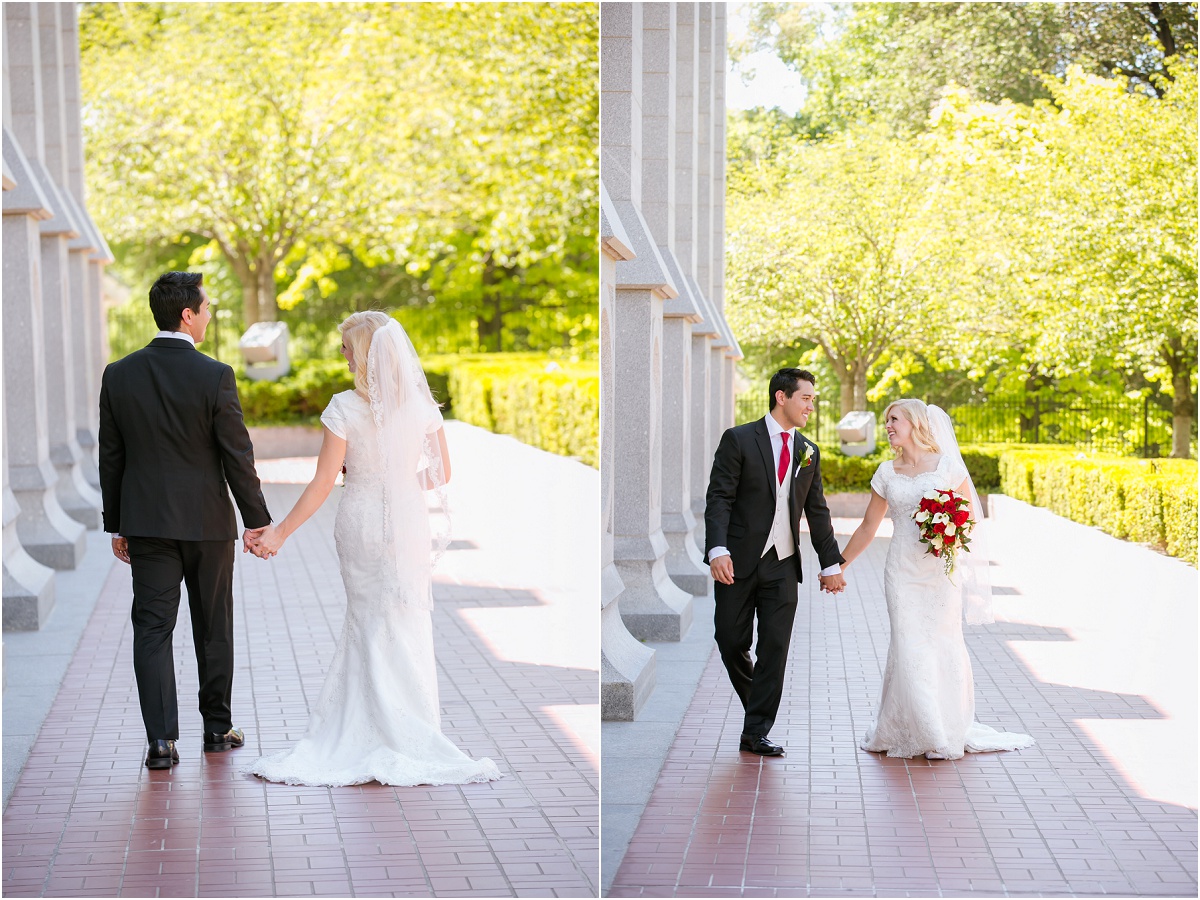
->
xmin=423 ymin=395 xmax=445 ymax=435
xmin=946 ymin=456 xmax=970 ymax=488
xmin=320 ymin=393 xmax=347 ymax=440
xmin=870 ymin=461 xmax=889 ymax=497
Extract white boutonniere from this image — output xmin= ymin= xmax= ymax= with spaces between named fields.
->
xmin=797 ymin=440 xmax=814 ymax=469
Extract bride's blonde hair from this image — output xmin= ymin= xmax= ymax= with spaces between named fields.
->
xmin=884 ymin=399 xmax=940 ymax=457
xmin=339 ymin=310 xmax=393 ymax=396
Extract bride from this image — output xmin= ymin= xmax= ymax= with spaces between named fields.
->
xmin=840 ymin=399 xmax=1033 ymax=760
xmin=246 ymin=311 xmax=501 ymax=787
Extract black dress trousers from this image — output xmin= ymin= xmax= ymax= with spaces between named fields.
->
xmin=127 ymin=537 xmax=236 ymax=740
xmin=713 ymin=546 xmax=799 ymax=738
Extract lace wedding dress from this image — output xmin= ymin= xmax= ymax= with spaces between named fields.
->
xmin=860 ymin=455 xmax=1034 ymax=760
xmin=248 ymin=389 xmax=501 ymax=787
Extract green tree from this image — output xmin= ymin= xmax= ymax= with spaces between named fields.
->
xmin=726 ymin=122 xmax=969 ymax=412
xmin=736 ymin=2 xmax=1197 ymax=132
xmin=81 ymin=2 xmax=598 ymax=342
xmin=928 ymin=63 xmax=1198 ymax=456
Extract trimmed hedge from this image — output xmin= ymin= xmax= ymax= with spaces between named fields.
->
xmin=443 ymin=356 xmax=598 ymax=468
xmin=818 ymin=444 xmax=1005 ymax=493
xmin=997 ymin=449 xmax=1197 ymax=565
xmin=236 ymin=359 xmax=355 ymax=425
xmin=820 ymin=441 xmax=1196 ymax=565
xmin=234 ymin=352 xmax=599 ymax=469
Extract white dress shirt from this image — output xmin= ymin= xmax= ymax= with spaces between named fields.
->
xmin=709 ymin=414 xmax=842 ymax=576
xmin=156 ymin=330 xmax=196 ymax=346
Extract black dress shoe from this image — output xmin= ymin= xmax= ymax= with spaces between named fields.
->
xmin=145 ymin=739 xmax=179 ymax=769
xmin=739 ymin=734 xmax=785 ymax=756
xmin=203 ymin=727 xmax=245 ymax=753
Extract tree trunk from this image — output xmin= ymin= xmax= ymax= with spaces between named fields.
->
xmin=1171 ymin=368 xmax=1194 ymax=459
xmin=839 ymin=379 xmax=855 ymax=418
xmin=233 ymin=253 xmax=279 ymax=329
xmin=477 ymin=253 xmax=502 ymax=352
xmin=256 ymin=257 xmax=278 ymax=323
xmin=241 ymin=281 xmax=260 ymax=328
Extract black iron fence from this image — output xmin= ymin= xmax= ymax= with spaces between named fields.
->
xmin=108 ymin=297 xmax=245 ymax=364
xmin=734 ymin=393 xmax=1178 ymax=458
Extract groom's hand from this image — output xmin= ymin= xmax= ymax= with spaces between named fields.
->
xmin=710 ymin=554 xmax=735 ymax=585
xmin=111 ymin=536 xmax=130 ymax=565
xmin=242 ymin=527 xmax=267 ymax=555
xmin=819 ymin=572 xmax=846 ymax=594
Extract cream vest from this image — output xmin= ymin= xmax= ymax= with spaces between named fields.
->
xmin=762 ymin=441 xmax=795 ymax=561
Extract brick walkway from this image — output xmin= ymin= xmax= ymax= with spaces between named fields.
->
xmin=2 ymin=422 xmax=599 ymax=897
xmin=608 ymin=499 xmax=1197 ymax=898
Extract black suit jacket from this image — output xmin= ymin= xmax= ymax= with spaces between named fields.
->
xmin=98 ymin=338 xmax=271 ymax=541
xmin=704 ymin=417 xmax=844 ymax=583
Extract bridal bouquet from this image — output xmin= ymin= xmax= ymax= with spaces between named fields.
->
xmin=913 ymin=489 xmax=975 ymax=576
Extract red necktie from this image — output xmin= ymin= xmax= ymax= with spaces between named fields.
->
xmin=778 ymin=432 xmax=790 ymax=486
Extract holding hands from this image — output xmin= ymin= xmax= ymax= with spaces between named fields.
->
xmin=242 ymin=524 xmax=285 ymax=559
xmin=819 ymin=571 xmax=846 ymax=594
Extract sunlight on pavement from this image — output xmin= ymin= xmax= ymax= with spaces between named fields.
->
xmin=543 ymin=704 xmax=600 ymax=770
xmin=1078 ymin=720 xmax=1197 ymax=809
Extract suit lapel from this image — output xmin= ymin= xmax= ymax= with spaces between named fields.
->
xmin=755 ymin=418 xmax=776 ymax=499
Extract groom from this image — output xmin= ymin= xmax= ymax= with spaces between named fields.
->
xmin=704 ymin=368 xmax=845 ymax=756
xmin=99 ymin=271 xmax=272 ymax=769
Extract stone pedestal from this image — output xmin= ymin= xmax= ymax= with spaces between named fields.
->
xmin=600 ymin=2 xmax=741 ymax=714
xmin=4 ymin=200 xmax=86 ymax=569
xmin=601 ymin=561 xmax=656 ymax=720
xmin=2 ymin=406 xmax=55 ymax=631
xmin=661 ymin=308 xmax=708 ymax=595
xmin=611 ymin=205 xmax=692 ymax=642
xmin=600 ymin=187 xmax=656 ymax=720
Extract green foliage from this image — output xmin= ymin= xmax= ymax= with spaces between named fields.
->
xmin=443 ymin=356 xmax=598 ymax=468
xmin=81 ymin=2 xmax=598 ymax=351
xmin=737 ymin=2 xmax=1198 ymax=133
xmin=236 ymin=359 xmax=356 ymax=426
xmin=817 ymin=444 xmax=1004 ymax=493
xmin=727 ymin=47 xmax=1197 ymax=457
xmin=818 ymin=452 xmax=890 ymax=492
xmin=997 ymin=448 xmax=1198 ymax=564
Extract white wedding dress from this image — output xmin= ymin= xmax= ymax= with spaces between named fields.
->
xmin=860 ymin=455 xmax=1034 ymax=760
xmin=248 ymin=390 xmax=501 ymax=787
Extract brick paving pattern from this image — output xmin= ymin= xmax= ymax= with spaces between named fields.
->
xmin=609 ymin=516 xmax=1197 ymax=898
xmin=3 ymin=423 xmax=598 ymax=897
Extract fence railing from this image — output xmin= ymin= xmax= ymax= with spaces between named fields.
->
xmin=734 ymin=394 xmax=1178 ymax=458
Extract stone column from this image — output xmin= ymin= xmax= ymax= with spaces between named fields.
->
xmin=638 ymin=5 xmax=707 ymax=597
xmin=604 ymin=3 xmax=693 ymax=642
xmin=4 ymin=2 xmax=86 ymax=569
xmin=600 ymin=185 xmax=656 ymax=721
xmin=1 ymin=14 xmax=55 ymax=628
xmin=37 ymin=3 xmax=101 ymax=529
xmin=61 ymin=3 xmax=105 ymax=489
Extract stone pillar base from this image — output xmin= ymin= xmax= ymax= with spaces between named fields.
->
xmin=600 ymin=564 xmax=656 ymax=721
xmin=3 ymin=522 xmax=56 ymax=631
xmin=76 ymin=427 xmax=101 ymax=490
xmin=52 ymin=455 xmax=102 ymax=530
xmin=663 ymin=511 xmax=709 ymax=596
xmin=12 ymin=489 xmax=86 ymax=570
xmin=615 ymin=530 xmax=695 ymax=642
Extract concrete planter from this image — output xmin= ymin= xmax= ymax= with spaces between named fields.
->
xmin=247 ymin=425 xmax=323 ymax=460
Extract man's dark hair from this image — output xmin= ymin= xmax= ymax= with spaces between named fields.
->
xmin=768 ymin=368 xmax=816 ymax=410
xmin=149 ymin=271 xmax=204 ymax=331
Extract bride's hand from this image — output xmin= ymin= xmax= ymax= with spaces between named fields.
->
xmin=253 ymin=524 xmax=285 ymax=559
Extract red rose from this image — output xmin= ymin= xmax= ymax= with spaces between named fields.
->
xmin=933 ymin=523 xmax=946 ymax=535
xmin=954 ymin=510 xmax=970 ymax=526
